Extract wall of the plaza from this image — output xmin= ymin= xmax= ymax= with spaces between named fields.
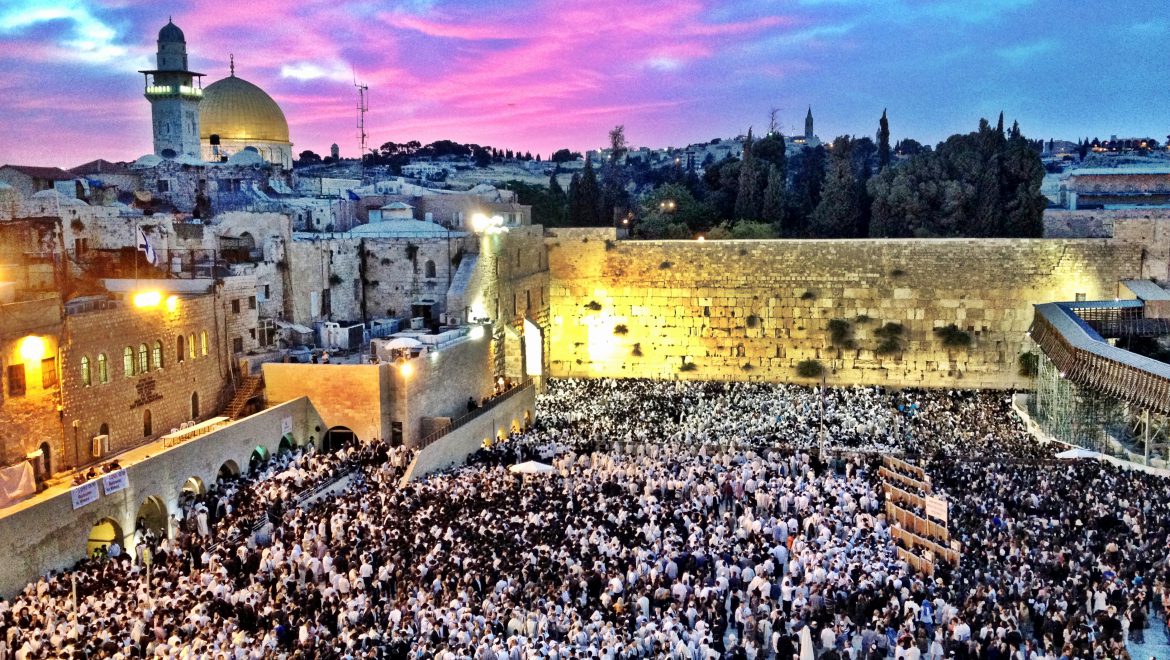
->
xmin=0 ymin=397 xmax=321 ymax=599
xmin=403 ymin=384 xmax=536 ymax=482
xmin=0 ymin=300 xmax=63 ymax=471
xmin=59 ymin=294 xmax=232 ymax=468
xmin=546 ymin=227 xmax=1147 ymax=388
xmin=263 ymin=363 xmax=389 ymax=442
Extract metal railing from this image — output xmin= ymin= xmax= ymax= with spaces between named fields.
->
xmin=207 ymin=463 xmax=357 ymax=553
xmin=416 ymin=380 xmax=534 ymax=450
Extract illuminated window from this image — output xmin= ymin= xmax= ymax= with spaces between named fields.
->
xmin=123 ymin=347 xmax=134 ymax=377
xmin=200 ymin=331 xmax=208 ymax=356
xmin=81 ymin=356 xmax=91 ymax=387
xmin=153 ymin=341 xmax=163 ymax=370
xmin=42 ymin=357 xmax=57 ymax=389
xmin=138 ymin=344 xmax=148 ymax=373
xmin=189 ymin=334 xmax=196 ymax=359
xmin=97 ymin=353 xmax=108 ymax=383
xmin=7 ymin=364 xmax=25 ymax=397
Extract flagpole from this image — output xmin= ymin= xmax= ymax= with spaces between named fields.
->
xmin=135 ymin=221 xmax=140 ymax=284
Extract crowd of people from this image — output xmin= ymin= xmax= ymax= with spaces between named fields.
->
xmin=0 ymin=377 xmax=1167 ymax=659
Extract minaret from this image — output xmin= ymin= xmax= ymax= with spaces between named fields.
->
xmin=139 ymin=19 xmax=204 ymax=158
xmin=804 ymin=107 xmax=814 ymax=141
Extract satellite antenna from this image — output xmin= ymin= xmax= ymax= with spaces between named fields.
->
xmin=353 ymin=68 xmax=369 ymax=166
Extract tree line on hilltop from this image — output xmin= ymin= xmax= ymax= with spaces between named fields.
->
xmin=509 ymin=112 xmax=1047 ymax=239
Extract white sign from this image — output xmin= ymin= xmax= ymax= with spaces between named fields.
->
xmin=70 ymin=481 xmax=100 ymax=510
xmin=101 ymin=469 xmax=128 ymax=496
xmin=925 ymin=495 xmax=949 ymax=524
xmin=281 ymin=416 xmax=293 ymax=436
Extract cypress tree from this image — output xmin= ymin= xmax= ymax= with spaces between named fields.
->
xmin=810 ymin=137 xmax=861 ymax=238
xmin=578 ymin=157 xmax=602 ymax=225
xmin=761 ymin=164 xmax=785 ymax=227
xmin=567 ymin=173 xmax=582 ymax=225
xmin=878 ymin=109 xmax=891 ymax=170
xmin=734 ymin=129 xmax=760 ymax=220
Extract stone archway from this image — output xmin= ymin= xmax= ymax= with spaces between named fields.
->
xmin=249 ymin=446 xmax=270 ymax=472
xmin=217 ymin=460 xmax=240 ymax=482
xmin=87 ymin=518 xmax=123 ymax=559
xmin=135 ymin=496 xmax=169 ymax=537
xmin=278 ymin=433 xmax=294 ymax=454
xmin=322 ymin=426 xmax=356 ymax=453
xmin=182 ymin=476 xmax=205 ymax=496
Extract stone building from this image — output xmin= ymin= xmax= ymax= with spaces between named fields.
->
xmin=59 ymin=280 xmax=249 ymax=467
xmin=0 ymin=165 xmax=75 ymax=200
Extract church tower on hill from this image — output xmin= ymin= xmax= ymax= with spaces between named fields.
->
xmin=139 ymin=19 xmax=204 ymax=159
xmin=805 ymin=107 xmax=814 ymax=141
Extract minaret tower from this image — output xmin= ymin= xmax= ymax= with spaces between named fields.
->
xmin=139 ymin=19 xmax=204 ymax=158
xmin=804 ymin=107 xmax=814 ymax=141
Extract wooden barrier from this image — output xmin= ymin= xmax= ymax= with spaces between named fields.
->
xmin=878 ymin=466 xmax=931 ymax=494
xmin=885 ymin=501 xmax=950 ymax=542
xmin=897 ymin=547 xmax=935 ymax=576
xmin=891 ymin=523 xmax=959 ymax=566
xmin=884 ymin=455 xmax=927 ymax=481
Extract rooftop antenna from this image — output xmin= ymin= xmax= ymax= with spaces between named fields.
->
xmin=353 ymin=68 xmax=369 ymax=167
xmin=229 ymin=53 xmax=235 ymax=77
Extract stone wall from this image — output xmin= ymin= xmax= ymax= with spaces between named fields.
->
xmin=546 ymin=228 xmax=1147 ymax=388
xmin=263 ymin=363 xmax=389 ymax=442
xmin=1044 ymin=212 xmax=1170 ymax=282
xmin=402 ymin=384 xmax=536 ymax=482
xmin=360 ymin=235 xmax=474 ymax=320
xmin=60 ymin=293 xmax=232 ymax=467
xmin=286 ymin=237 xmax=364 ymax=325
xmin=0 ymin=397 xmax=322 ymax=598
xmin=0 ymin=302 xmax=63 ymax=471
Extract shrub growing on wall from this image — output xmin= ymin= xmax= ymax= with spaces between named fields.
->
xmin=934 ymin=324 xmax=972 ymax=347
xmin=746 ymin=314 xmax=759 ymax=328
xmin=1018 ymin=351 xmax=1039 ymax=377
xmin=827 ymin=319 xmax=855 ymax=348
xmin=613 ymin=324 xmax=629 ymax=335
xmin=585 ymin=301 xmax=602 ymax=311
xmin=679 ymin=361 xmax=697 ymax=372
xmin=874 ymin=322 xmax=905 ymax=354
xmin=796 ymin=359 xmax=824 ymax=378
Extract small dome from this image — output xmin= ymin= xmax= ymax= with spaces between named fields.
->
xmin=200 ymin=75 xmax=290 ymax=143
xmin=227 ymin=149 xmax=265 ymax=166
xmin=131 ymin=154 xmax=163 ymax=169
xmin=158 ymin=20 xmax=185 ymax=43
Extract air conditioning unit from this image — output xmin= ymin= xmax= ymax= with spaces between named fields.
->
xmin=91 ymin=434 xmax=109 ymax=458
xmin=410 ymin=317 xmax=425 ymax=330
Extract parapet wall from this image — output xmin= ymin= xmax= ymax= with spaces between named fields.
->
xmin=546 ymin=227 xmax=1148 ymax=389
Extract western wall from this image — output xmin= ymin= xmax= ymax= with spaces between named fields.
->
xmin=546 ymin=225 xmax=1162 ymax=389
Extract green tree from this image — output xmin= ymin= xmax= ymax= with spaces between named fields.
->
xmin=786 ymin=146 xmax=826 ymax=236
xmin=810 ymin=137 xmax=861 ymax=237
xmin=638 ymin=183 xmax=716 ymax=236
xmin=761 ymin=164 xmax=786 ymax=227
xmin=507 ymin=180 xmax=566 ymax=227
xmin=576 ymin=157 xmax=603 ymax=225
xmin=734 ymin=129 xmax=760 ymax=220
xmin=878 ymin=109 xmax=891 ymax=170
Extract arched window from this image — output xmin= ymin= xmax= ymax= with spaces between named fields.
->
xmin=123 ymin=347 xmax=134 ymax=377
xmin=177 ymin=335 xmax=186 ymax=363
xmin=424 ymin=259 xmax=437 ymax=279
xmin=191 ymin=391 xmax=200 ymax=419
xmin=188 ymin=333 xmax=196 ymax=359
xmin=200 ymin=331 xmax=208 ymax=356
xmin=143 ymin=409 xmax=152 ymax=437
xmin=80 ymin=356 xmax=91 ymax=387
xmin=97 ymin=353 xmax=108 ymax=383
xmin=137 ymin=344 xmax=149 ymax=373
xmin=152 ymin=341 xmax=163 ymax=370
xmin=99 ymin=422 xmax=109 ymax=437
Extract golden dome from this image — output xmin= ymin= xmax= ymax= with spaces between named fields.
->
xmin=199 ymin=75 xmax=289 ymax=143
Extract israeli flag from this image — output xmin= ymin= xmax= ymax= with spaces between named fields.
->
xmin=137 ymin=228 xmax=158 ymax=266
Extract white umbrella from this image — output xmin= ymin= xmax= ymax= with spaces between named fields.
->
xmin=1054 ymin=447 xmax=1100 ymax=459
xmin=508 ymin=461 xmax=556 ymax=475
xmin=386 ymin=337 xmax=423 ymax=350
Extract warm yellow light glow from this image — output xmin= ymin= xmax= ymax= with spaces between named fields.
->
xmin=18 ymin=336 xmax=46 ymax=362
xmin=697 ymin=235 xmax=706 ymax=242
xmin=165 ymin=295 xmax=179 ymax=312
xmin=469 ymin=325 xmax=486 ymax=340
xmin=399 ymin=362 xmax=414 ymax=378
xmin=471 ymin=213 xmax=490 ymax=232
xmin=133 ymin=291 xmax=163 ymax=308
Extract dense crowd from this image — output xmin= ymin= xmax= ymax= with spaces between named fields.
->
xmin=0 ymin=378 xmax=1167 ymax=660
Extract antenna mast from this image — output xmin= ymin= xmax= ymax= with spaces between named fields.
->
xmin=354 ymin=74 xmax=369 ymax=165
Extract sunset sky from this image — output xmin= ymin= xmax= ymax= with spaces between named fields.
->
xmin=1 ymin=0 xmax=1168 ymax=167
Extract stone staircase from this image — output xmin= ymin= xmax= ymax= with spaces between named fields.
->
xmin=223 ymin=375 xmax=262 ymax=419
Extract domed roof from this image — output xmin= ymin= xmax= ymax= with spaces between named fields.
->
xmin=158 ymin=20 xmax=185 ymax=43
xmin=200 ymin=75 xmax=290 ymax=143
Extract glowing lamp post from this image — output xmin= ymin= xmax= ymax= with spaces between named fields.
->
xmin=399 ymin=361 xmax=414 ymax=446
